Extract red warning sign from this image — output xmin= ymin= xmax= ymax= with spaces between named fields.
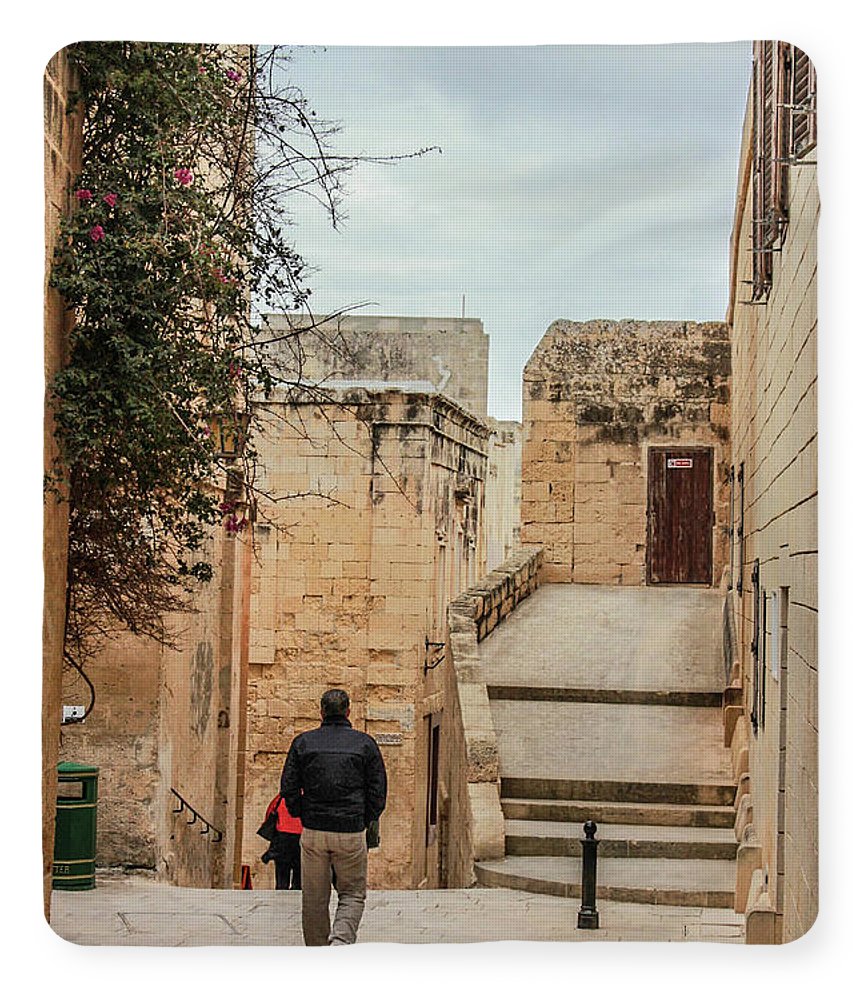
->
xmin=667 ymin=457 xmax=693 ymax=469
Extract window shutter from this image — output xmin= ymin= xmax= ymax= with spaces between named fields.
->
xmin=750 ymin=40 xmax=806 ymax=300
xmin=751 ymin=42 xmax=773 ymax=298
xmin=790 ymin=46 xmax=817 ymax=157
xmin=773 ymin=43 xmax=791 ymax=226
xmin=764 ymin=42 xmax=781 ymax=237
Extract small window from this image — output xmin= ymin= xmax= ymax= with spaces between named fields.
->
xmin=728 ymin=465 xmax=736 ymax=590
xmin=433 ymin=542 xmax=447 ymax=637
xmin=750 ymin=559 xmax=763 ymax=732
xmin=426 ymin=713 xmax=441 ymax=845
xmin=768 ymin=587 xmax=789 ymax=682
xmin=737 ymin=463 xmax=746 ymax=596
xmin=760 ymin=589 xmax=768 ymax=729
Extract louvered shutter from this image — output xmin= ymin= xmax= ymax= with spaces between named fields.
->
xmin=790 ymin=46 xmax=817 ymax=156
xmin=764 ymin=42 xmax=782 ymax=238
xmin=774 ymin=44 xmax=791 ymax=227
xmin=751 ymin=41 xmax=801 ymax=300
xmin=751 ymin=42 xmax=773 ymax=298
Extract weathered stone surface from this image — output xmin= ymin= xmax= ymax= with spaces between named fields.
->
xmin=263 ymin=312 xmax=490 ymax=420
xmin=735 ymin=828 xmax=763 ymax=913
xmin=522 ymin=318 xmax=731 ymax=586
xmin=475 ymin=856 xmax=736 ymax=909
xmin=49 ymin=874 xmax=744 ymax=944
xmin=440 ymin=546 xmax=542 ymax=885
xmin=468 ymin=783 xmax=507 ymax=861
xmin=244 ymin=387 xmax=493 ymax=890
xmin=726 ymin=78 xmax=819 ymax=943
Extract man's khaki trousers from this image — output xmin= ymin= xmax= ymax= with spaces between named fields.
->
xmin=300 ymin=828 xmax=368 ymax=946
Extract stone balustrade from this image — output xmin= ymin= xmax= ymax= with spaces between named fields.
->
xmin=440 ymin=545 xmax=543 ymax=886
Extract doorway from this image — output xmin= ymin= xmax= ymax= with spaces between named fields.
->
xmin=646 ymin=447 xmax=714 ymax=584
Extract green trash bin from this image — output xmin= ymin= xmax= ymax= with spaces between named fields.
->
xmin=53 ymin=762 xmax=99 ymax=891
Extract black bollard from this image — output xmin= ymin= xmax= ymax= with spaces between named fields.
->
xmin=577 ymin=820 xmax=600 ymax=929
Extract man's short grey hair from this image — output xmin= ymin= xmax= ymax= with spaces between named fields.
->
xmin=321 ymin=688 xmax=350 ymax=718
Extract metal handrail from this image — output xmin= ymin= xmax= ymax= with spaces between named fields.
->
xmin=170 ymin=787 xmax=223 ymax=843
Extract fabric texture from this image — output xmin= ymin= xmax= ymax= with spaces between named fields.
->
xmin=259 ymin=793 xmax=304 ymax=890
xmin=365 ymin=817 xmax=380 ymax=849
xmin=280 ymin=717 xmax=387 ymax=833
xmin=273 ymin=833 xmax=302 ymax=890
xmin=267 ymin=794 xmax=303 ymax=835
xmin=300 ymin=828 xmax=368 ymax=945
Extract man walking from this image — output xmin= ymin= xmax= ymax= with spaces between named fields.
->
xmin=281 ymin=689 xmax=387 ymax=946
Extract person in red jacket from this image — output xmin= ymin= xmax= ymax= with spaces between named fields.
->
xmin=261 ymin=794 xmax=303 ymax=890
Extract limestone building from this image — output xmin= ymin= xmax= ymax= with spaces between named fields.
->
xmin=522 ymin=319 xmax=731 ymax=587
xmin=724 ymin=41 xmax=817 ymax=943
xmin=262 ymin=312 xmax=490 ymax=420
xmin=243 ymin=382 xmax=489 ymax=889
xmin=239 ymin=312 xmax=525 ymax=888
xmin=484 ymin=419 xmax=522 ymax=573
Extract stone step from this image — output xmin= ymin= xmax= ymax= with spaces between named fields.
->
xmin=501 ymin=796 xmax=735 ymax=828
xmin=487 ymin=684 xmax=722 ymax=708
xmin=504 ymin=819 xmax=738 ymax=861
xmin=474 ymin=856 xmax=736 ymax=909
xmin=501 ymin=777 xmax=737 ymax=807
xmin=490 ymin=701 xmax=734 ymax=789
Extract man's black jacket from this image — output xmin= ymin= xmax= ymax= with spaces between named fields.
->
xmin=280 ymin=716 xmax=387 ymax=833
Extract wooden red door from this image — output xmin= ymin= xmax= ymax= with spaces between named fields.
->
xmin=647 ymin=447 xmax=714 ymax=584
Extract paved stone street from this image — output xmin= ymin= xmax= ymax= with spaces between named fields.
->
xmin=50 ymin=874 xmax=743 ymax=946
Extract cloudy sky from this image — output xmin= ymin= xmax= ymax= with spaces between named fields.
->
xmin=278 ymin=44 xmax=753 ymax=420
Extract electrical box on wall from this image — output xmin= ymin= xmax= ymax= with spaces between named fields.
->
xmin=62 ymin=705 xmax=86 ymax=723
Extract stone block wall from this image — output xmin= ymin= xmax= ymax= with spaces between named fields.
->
xmin=727 ymin=82 xmax=818 ymax=943
xmin=262 ymin=312 xmax=490 ymax=420
xmin=59 ymin=635 xmax=161 ymax=867
xmin=242 ymin=400 xmax=375 ymax=887
xmin=243 ymin=388 xmax=489 ymax=889
xmin=485 ymin=418 xmax=523 ymax=573
xmin=441 ymin=545 xmax=543 ymax=887
xmin=522 ymin=319 xmax=731 ymax=586
xmin=159 ymin=527 xmax=251 ymax=888
xmin=59 ymin=517 xmax=252 ymax=888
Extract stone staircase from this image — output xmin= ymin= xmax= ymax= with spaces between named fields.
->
xmin=473 ymin=584 xmax=738 ymax=909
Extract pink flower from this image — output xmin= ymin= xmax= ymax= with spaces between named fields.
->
xmin=198 ymin=65 xmax=207 ymax=73
xmin=173 ymin=168 xmax=193 ymax=186
xmin=103 ymin=192 xmax=118 ymax=208
xmin=75 ymin=189 xmax=93 ymax=201
xmin=218 ymin=501 xmax=236 ymax=514
xmin=89 ymin=225 xmax=105 ymax=242
xmin=226 ymin=69 xmax=241 ymax=82
xmin=225 ymin=514 xmax=247 ymax=534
